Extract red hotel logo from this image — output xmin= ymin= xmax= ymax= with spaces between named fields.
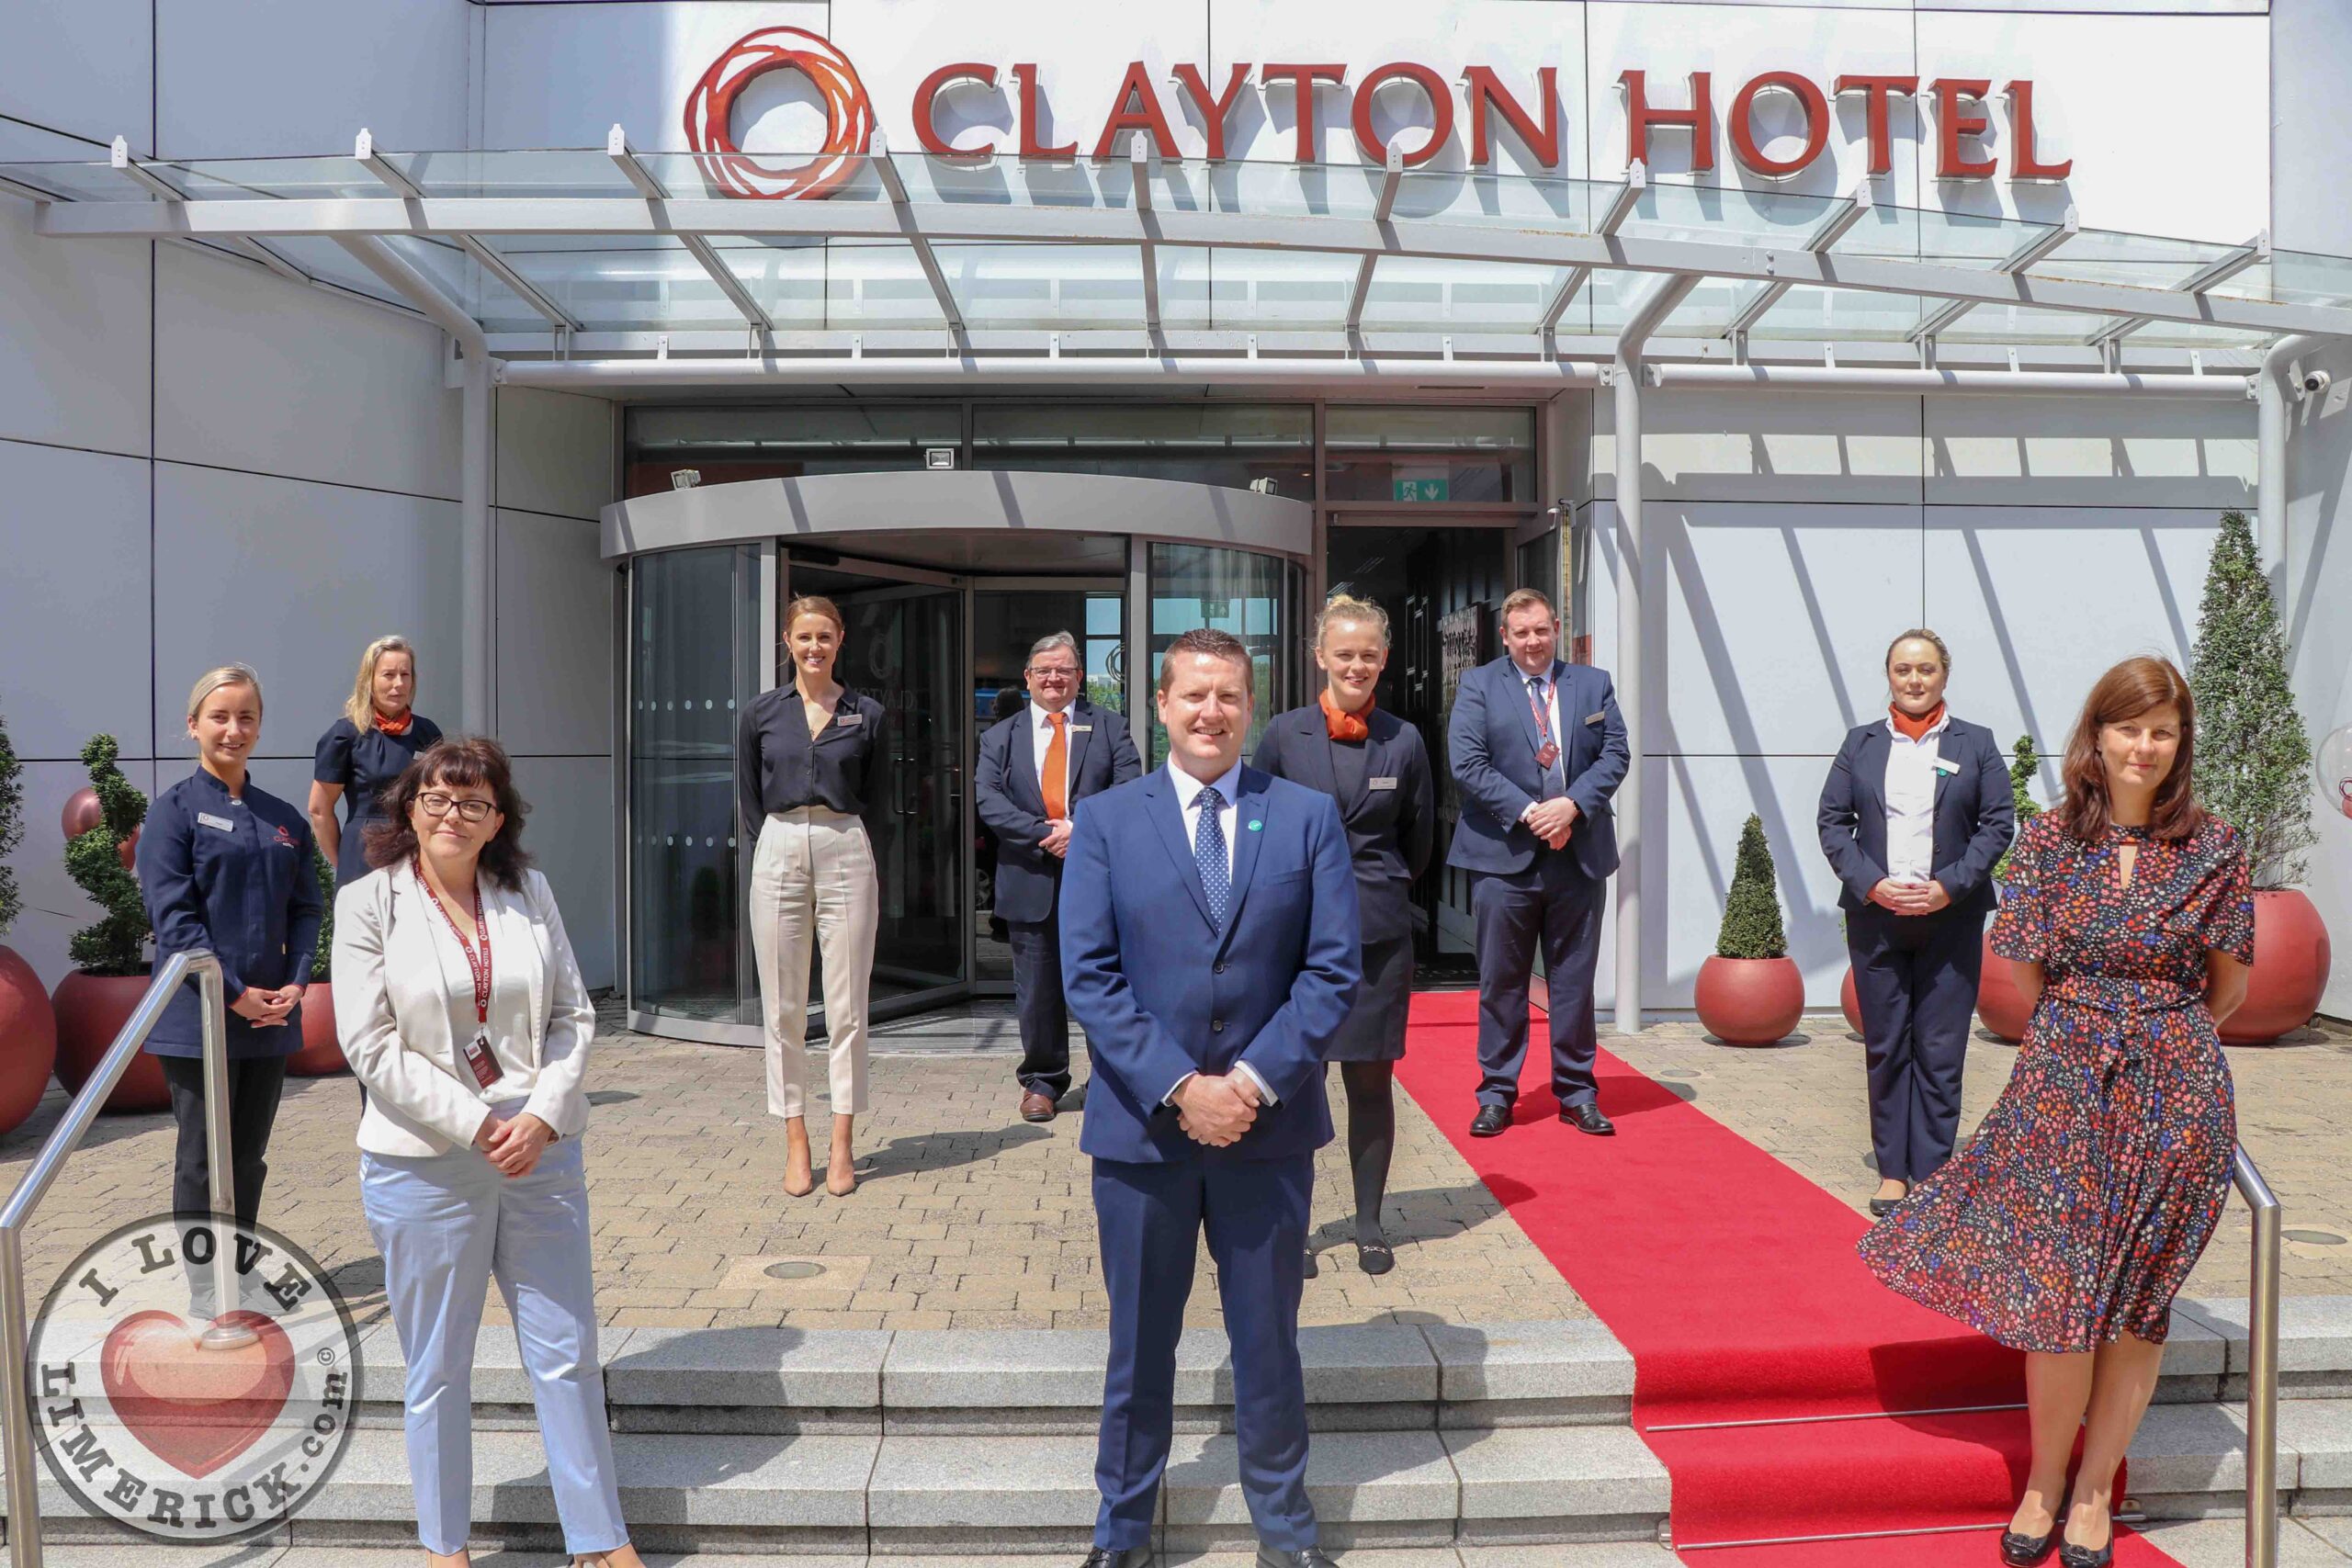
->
xmin=685 ymin=28 xmax=2070 ymax=200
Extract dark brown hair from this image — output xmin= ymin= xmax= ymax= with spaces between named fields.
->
xmin=365 ymin=737 xmax=535 ymax=888
xmin=2056 ymin=655 xmax=2205 ymax=844
xmin=1156 ymin=627 xmax=1254 ymax=699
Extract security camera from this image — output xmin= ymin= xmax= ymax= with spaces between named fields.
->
xmin=2300 ymin=368 xmax=2333 ymax=400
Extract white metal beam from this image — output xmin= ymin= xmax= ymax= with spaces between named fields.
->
xmin=1345 ymin=144 xmax=1406 ymax=338
xmin=872 ymin=129 xmax=965 ymax=344
xmin=1724 ymin=181 xmax=1872 ymax=346
xmin=605 ymin=126 xmax=772 ymax=333
xmin=606 ymin=126 xmax=667 ymax=199
xmin=501 ymin=355 xmax=1608 ymax=389
xmin=1132 ymin=142 xmax=1161 ymax=338
xmin=1913 ymin=206 xmax=2079 ymax=345
xmin=331 ymin=234 xmax=486 ymax=355
xmin=1647 ymin=363 xmax=2249 ymax=398
xmin=2086 ymin=231 xmax=2269 ymax=351
xmin=355 ymin=129 xmax=423 ymax=199
xmin=1540 ymin=163 xmax=1648 ymax=342
xmin=457 ymin=234 xmax=580 ymax=330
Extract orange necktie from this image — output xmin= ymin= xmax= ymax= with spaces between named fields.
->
xmin=1043 ymin=710 xmax=1069 ymax=820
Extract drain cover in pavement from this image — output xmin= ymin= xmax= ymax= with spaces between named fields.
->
xmin=763 ymin=1260 xmax=829 ymax=1280
xmin=2285 ymin=1229 xmax=2347 ymax=1247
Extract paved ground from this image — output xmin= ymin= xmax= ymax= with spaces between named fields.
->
xmin=1 ymin=1000 xmax=2343 ymax=1338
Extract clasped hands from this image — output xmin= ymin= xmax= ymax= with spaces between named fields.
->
xmin=229 ymin=983 xmax=304 ymax=1029
xmin=1522 ymin=797 xmax=1580 ymax=851
xmin=472 ymin=1111 xmax=555 ymax=1177
xmin=1041 ymin=818 xmax=1075 ymax=859
xmin=1175 ymin=1071 xmax=1262 ymax=1147
xmin=1869 ymin=876 xmax=1953 ymax=916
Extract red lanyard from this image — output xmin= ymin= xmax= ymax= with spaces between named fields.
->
xmin=1526 ymin=676 xmax=1555 ymax=745
xmin=414 ymin=858 xmax=492 ymax=1024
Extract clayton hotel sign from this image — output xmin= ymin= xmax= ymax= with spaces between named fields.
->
xmin=685 ymin=28 xmax=2074 ymax=199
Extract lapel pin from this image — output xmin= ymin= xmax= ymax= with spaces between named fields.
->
xmin=1248 ymin=819 xmax=1263 ymax=831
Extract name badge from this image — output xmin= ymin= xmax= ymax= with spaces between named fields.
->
xmin=1584 ymin=711 xmax=1606 ymax=726
xmin=1369 ymin=777 xmax=1400 ymax=791
xmin=198 ymin=812 xmax=236 ymax=832
xmin=835 ymin=713 xmax=865 ymax=728
xmin=1070 ymin=724 xmax=1092 ymax=732
xmin=1932 ymin=758 xmax=1962 ymax=775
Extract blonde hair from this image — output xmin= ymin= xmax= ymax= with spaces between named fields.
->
xmin=1315 ymin=592 xmax=1391 ymax=649
xmin=785 ymin=595 xmax=846 ymax=636
xmin=1501 ymin=587 xmax=1556 ymax=623
xmin=345 ymin=636 xmax=418 ymax=728
xmin=187 ymin=663 xmax=264 ymax=721
xmin=1884 ymin=627 xmax=1952 ymax=674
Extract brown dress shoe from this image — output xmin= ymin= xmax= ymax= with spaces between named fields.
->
xmin=1021 ymin=1089 xmax=1058 ymax=1122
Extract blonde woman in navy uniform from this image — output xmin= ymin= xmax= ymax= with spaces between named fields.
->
xmin=1252 ymin=594 xmax=1434 ymax=1275
xmin=136 ymin=663 xmax=323 ymax=1309
xmin=311 ymin=635 xmax=443 ymax=886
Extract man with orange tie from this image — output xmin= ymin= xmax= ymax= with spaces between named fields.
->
xmin=976 ymin=632 xmax=1142 ymax=1122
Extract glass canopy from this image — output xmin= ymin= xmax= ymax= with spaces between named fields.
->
xmin=8 ymin=144 xmax=2349 ymax=360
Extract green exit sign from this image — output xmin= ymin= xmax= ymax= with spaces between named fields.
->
xmin=1393 ymin=478 xmax=1450 ymax=502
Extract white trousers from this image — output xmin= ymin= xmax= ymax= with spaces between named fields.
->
xmin=749 ymin=807 xmax=878 ymax=1117
xmin=359 ymin=1128 xmax=626 ymax=1557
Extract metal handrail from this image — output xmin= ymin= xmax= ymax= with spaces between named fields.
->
xmin=2233 ymin=1145 xmax=2282 ymax=1568
xmin=0 ymin=950 xmax=232 ymax=1568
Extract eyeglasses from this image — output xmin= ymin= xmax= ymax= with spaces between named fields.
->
xmin=417 ymin=792 xmax=496 ymax=823
xmin=1025 ymin=665 xmax=1080 ymax=680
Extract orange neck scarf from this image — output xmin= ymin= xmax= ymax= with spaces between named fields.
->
xmin=1321 ymin=689 xmax=1373 ymax=742
xmin=374 ymin=708 xmax=414 ymax=737
xmin=1889 ymin=702 xmax=1945 ymax=742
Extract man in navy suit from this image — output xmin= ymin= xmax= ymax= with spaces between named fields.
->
xmin=1061 ymin=627 xmax=1360 ymax=1568
xmin=976 ymin=631 xmax=1142 ymax=1122
xmin=1446 ymin=589 xmax=1630 ymax=1139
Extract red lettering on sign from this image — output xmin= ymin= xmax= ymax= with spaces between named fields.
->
xmin=1462 ymin=66 xmax=1560 ymax=169
xmin=1093 ymin=62 xmax=1182 ymax=160
xmin=1728 ymin=71 xmax=1829 ymax=177
xmin=1171 ymin=63 xmax=1252 ymax=162
xmin=2005 ymin=80 xmax=2072 ymax=181
xmin=1620 ymin=69 xmax=1713 ymax=173
xmin=1352 ymin=62 xmax=1453 ymax=167
xmin=911 ymin=62 xmax=998 ymax=158
xmin=1832 ymin=75 xmax=1919 ymax=176
xmin=1930 ymin=77 xmax=1996 ymax=179
xmin=1012 ymin=62 xmax=1077 ymax=159
xmin=1261 ymin=63 xmax=1348 ymax=163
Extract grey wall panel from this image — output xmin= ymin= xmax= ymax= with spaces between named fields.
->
xmin=156 ymin=0 xmax=472 ymax=159
xmin=510 ymin=753 xmax=616 ymax=988
xmin=0 ymin=440 xmax=154 ymax=761
xmin=2282 ymin=338 xmax=2352 ymax=1017
xmin=1923 ymin=394 xmax=2256 ymax=510
xmin=1590 ymin=389 xmax=1926 ymax=505
xmin=150 ymin=464 xmax=465 ymax=759
xmin=0 ymin=198 xmax=152 ymax=457
xmin=495 ymin=509 xmax=615 ymax=756
xmin=0 ymin=0 xmax=153 ymax=152
xmin=2273 ymin=0 xmax=2352 ymax=257
xmin=496 ymin=387 xmax=617 ymax=525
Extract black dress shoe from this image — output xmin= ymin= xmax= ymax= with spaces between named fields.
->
xmin=1469 ymin=1104 xmax=1510 ymax=1137
xmin=2000 ymin=1526 xmax=2056 ymax=1565
xmin=1561 ymin=1103 xmax=1615 ymax=1136
xmin=1867 ymin=1196 xmax=1903 ymax=1218
xmin=1256 ymin=1548 xmax=1340 ymax=1568
xmin=2057 ymin=1540 xmax=2112 ymax=1568
xmin=1302 ymin=1248 xmax=1319 ymax=1279
xmin=1080 ymin=1548 xmax=1151 ymax=1568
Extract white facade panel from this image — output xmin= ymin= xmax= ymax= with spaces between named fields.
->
xmin=510 ymin=754 xmax=617 ymax=988
xmin=0 ymin=440 xmax=153 ymax=761
xmin=0 ymin=198 xmax=151 ymax=457
xmin=1923 ymin=393 xmax=2256 ymax=510
xmin=494 ymin=509 xmax=616 ymax=758
xmin=150 ymin=464 xmax=465 ymax=761
xmin=155 ymin=0 xmax=475 ymax=158
xmin=496 ymin=388 xmax=616 ymax=523
xmin=154 ymin=245 xmax=460 ymax=503
xmin=5 ymin=757 xmax=160 ymax=992
xmin=2283 ymin=338 xmax=2352 ymax=1018
xmin=1591 ymin=389 xmax=1924 ymax=504
xmin=0 ymin=0 xmax=153 ymax=152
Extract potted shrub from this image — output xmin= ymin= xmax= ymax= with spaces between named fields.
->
xmin=50 ymin=736 xmax=171 ymax=1113
xmin=1976 ymin=734 xmax=2042 ymax=1044
xmin=1695 ymin=815 xmax=1804 ymax=1045
xmin=287 ymin=846 xmax=347 ymax=1076
xmin=2189 ymin=511 xmax=2331 ymax=1043
xmin=0 ymin=709 xmax=58 ymax=1136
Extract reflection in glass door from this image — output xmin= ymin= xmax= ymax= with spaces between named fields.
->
xmin=787 ymin=561 xmax=968 ymax=1015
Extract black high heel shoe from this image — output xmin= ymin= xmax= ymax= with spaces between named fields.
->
xmin=1998 ymin=1526 xmax=2056 ymax=1566
xmin=2056 ymin=1542 xmax=2112 ymax=1568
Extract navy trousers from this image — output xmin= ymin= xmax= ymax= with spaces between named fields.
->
xmin=1092 ymin=1152 xmax=1316 ymax=1551
xmin=1471 ymin=853 xmax=1606 ymax=1111
xmin=1009 ymin=912 xmax=1074 ymax=1100
xmin=1849 ymin=906 xmax=1985 ymax=1183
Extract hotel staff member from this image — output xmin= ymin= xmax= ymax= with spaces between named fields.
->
xmin=311 ymin=635 xmax=443 ymax=885
xmin=739 ymin=595 xmax=886 ymax=1198
xmin=137 ymin=663 xmax=323 ymax=1308
xmin=1818 ymin=628 xmax=2014 ymax=1216
xmin=975 ymin=632 xmax=1141 ymax=1123
xmin=1253 ymin=594 xmax=1432 ymax=1276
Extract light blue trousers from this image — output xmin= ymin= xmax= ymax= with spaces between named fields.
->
xmin=360 ymin=1128 xmax=628 ymax=1556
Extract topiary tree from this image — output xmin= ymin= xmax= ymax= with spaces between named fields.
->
xmin=1716 ymin=814 xmax=1788 ymax=960
xmin=0 ymin=709 xmax=22 ymax=939
xmin=1993 ymin=734 xmax=2041 ymax=885
xmin=65 ymin=736 xmax=151 ymax=976
xmin=310 ymin=845 xmax=335 ymax=981
xmin=2188 ymin=510 xmax=2316 ymax=889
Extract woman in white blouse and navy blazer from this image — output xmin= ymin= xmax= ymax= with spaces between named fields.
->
xmin=334 ymin=736 xmax=646 ymax=1568
xmin=1817 ymin=630 xmax=2015 ymax=1219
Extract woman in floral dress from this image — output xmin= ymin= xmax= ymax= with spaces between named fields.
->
xmin=1859 ymin=656 xmax=2253 ymax=1568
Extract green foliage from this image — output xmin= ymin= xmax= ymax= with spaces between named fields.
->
xmin=65 ymin=735 xmax=152 ymax=976
xmin=0 ymin=709 xmax=22 ymax=938
xmin=2188 ymin=510 xmax=2316 ymax=889
xmin=311 ymin=845 xmax=335 ymax=980
xmin=1715 ymin=813 xmax=1788 ymax=960
xmin=1993 ymin=734 xmax=2041 ymax=884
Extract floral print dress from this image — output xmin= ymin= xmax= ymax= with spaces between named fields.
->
xmin=1858 ymin=812 xmax=2255 ymax=1353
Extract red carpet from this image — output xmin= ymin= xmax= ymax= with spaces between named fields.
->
xmin=1391 ymin=991 xmax=2177 ymax=1564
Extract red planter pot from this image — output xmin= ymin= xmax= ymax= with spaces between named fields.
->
xmin=51 ymin=972 xmax=174 ymax=1114
xmin=1839 ymin=967 xmax=1864 ymax=1037
xmin=1977 ymin=934 xmax=2033 ymax=1045
xmin=287 ymin=980 xmax=348 ymax=1077
xmin=0 ymin=945 xmax=59 ymax=1138
xmin=2221 ymin=888 xmax=2334 ymax=1045
xmin=1695 ymin=954 xmax=1805 ymax=1046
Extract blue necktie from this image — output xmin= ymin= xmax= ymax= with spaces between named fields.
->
xmin=1194 ymin=784 xmax=1231 ymax=930
xmin=1528 ymin=675 xmax=1563 ymax=799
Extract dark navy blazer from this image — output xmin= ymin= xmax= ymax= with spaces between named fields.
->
xmin=1059 ymin=764 xmax=1360 ymax=1166
xmin=1445 ymin=656 xmax=1630 ymax=882
xmin=1251 ymin=705 xmax=1434 ymax=948
xmin=136 ymin=769 xmax=325 ymax=1058
xmin=1816 ymin=716 xmax=2016 ymax=919
xmin=974 ymin=698 xmax=1143 ymax=925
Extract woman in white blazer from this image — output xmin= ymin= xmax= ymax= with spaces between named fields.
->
xmin=333 ymin=737 xmax=645 ymax=1568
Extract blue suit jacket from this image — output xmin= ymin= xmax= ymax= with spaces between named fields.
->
xmin=1445 ymin=657 xmax=1630 ymax=881
xmin=1059 ymin=764 xmax=1361 ymax=1165
xmin=974 ymin=698 xmax=1142 ymax=924
xmin=1817 ymin=716 xmax=2015 ymax=919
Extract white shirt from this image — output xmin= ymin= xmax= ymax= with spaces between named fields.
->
xmin=1512 ymin=660 xmax=1567 ymax=819
xmin=1161 ymin=757 xmax=1272 ymax=1107
xmin=1029 ymin=700 xmax=1075 ymax=814
xmin=1882 ymin=710 xmax=1952 ymax=884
